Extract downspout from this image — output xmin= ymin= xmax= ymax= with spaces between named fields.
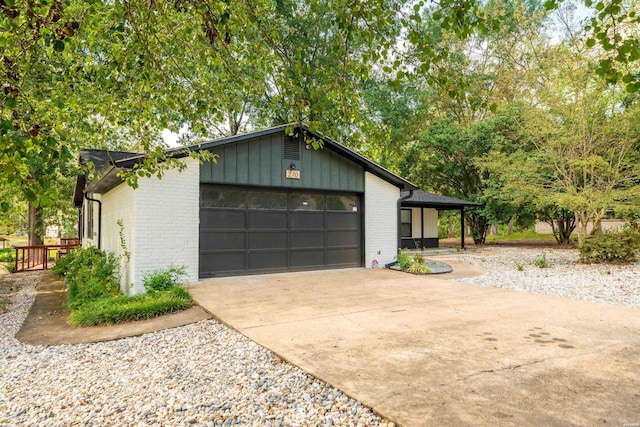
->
xmin=397 ymin=189 xmax=414 ymax=251
xmin=84 ymin=193 xmax=102 ymax=249
xmin=77 ymin=208 xmax=83 ymax=244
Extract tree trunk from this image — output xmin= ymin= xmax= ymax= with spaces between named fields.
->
xmin=507 ymin=216 xmax=515 ymax=235
xmin=491 ymin=224 xmax=499 ymax=235
xmin=448 ymin=216 xmax=453 ymax=238
xmin=468 ymin=213 xmax=489 ymax=245
xmin=28 ymin=202 xmax=44 ymax=246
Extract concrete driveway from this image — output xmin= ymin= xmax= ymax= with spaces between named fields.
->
xmin=189 ymin=268 xmax=640 ymax=426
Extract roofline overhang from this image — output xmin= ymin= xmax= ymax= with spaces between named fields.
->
xmin=81 ymin=123 xmax=419 ymax=195
xmin=401 ymin=201 xmax=483 ymax=210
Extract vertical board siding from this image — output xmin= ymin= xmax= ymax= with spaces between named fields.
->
xmin=200 ymin=130 xmax=365 ymax=192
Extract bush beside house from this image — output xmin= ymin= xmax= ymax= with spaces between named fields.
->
xmin=53 ymin=247 xmax=192 ymax=325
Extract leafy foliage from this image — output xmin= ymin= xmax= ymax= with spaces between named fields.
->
xmin=407 ymin=262 xmax=433 ymax=274
xmin=142 ymin=266 xmax=187 ymax=292
xmin=534 ymin=253 xmax=549 ymax=268
xmin=0 ymin=249 xmax=16 ymax=273
xmin=579 ymin=229 xmax=640 ymax=264
xmin=68 ymin=287 xmax=193 ymax=326
xmin=52 ymin=246 xmax=119 ymax=309
xmin=396 ymin=250 xmax=412 ymax=271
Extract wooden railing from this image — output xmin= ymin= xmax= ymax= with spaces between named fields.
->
xmin=14 ymin=242 xmax=80 ymax=273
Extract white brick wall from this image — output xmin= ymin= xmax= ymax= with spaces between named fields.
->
xmin=101 ymin=183 xmax=136 ymax=293
xmin=96 ymin=157 xmax=200 ymax=294
xmin=364 ymin=172 xmax=400 ymax=268
xmin=131 ymin=156 xmax=200 ymax=294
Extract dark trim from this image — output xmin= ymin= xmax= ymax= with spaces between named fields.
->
xmin=397 ymin=190 xmax=414 ymax=251
xmin=460 ymin=208 xmax=465 ymax=250
xmin=401 ymin=237 xmax=439 ymax=249
xmin=84 ymin=193 xmax=102 ymax=249
xmin=400 ymin=208 xmax=412 ymax=239
xmin=420 ymin=207 xmax=424 ymax=247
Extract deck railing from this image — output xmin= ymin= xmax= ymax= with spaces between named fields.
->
xmin=14 ymin=241 xmax=80 ymax=273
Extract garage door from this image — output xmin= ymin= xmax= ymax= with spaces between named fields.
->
xmin=199 ymin=184 xmax=363 ymax=277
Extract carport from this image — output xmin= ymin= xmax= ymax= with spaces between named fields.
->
xmin=400 ymin=190 xmax=481 ymax=249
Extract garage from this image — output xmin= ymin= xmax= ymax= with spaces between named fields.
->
xmin=199 ymin=184 xmax=362 ymax=277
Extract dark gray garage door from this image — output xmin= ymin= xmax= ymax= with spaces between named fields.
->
xmin=199 ymin=184 xmax=363 ymax=277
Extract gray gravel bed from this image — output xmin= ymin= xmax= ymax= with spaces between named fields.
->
xmin=0 ymin=273 xmax=392 ymax=427
xmin=440 ymin=247 xmax=640 ymax=308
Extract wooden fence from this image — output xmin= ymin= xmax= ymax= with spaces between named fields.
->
xmin=14 ymin=241 xmax=80 ymax=273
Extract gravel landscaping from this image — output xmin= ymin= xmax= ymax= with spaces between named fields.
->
xmin=2 ymin=247 xmax=638 ymax=426
xmin=0 ymin=272 xmax=391 ymax=427
xmin=438 ymin=247 xmax=640 ymax=308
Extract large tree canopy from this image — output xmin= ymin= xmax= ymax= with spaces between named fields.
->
xmin=1 ymin=0 xmax=639 ymax=243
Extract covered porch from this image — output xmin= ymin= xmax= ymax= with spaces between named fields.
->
xmin=400 ymin=190 xmax=481 ymax=250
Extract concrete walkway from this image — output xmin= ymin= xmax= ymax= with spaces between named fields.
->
xmin=189 ymin=268 xmax=640 ymax=426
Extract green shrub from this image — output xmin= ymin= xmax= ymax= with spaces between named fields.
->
xmin=55 ymin=246 xmax=119 ymax=309
xmin=0 ymin=249 xmax=16 ymax=273
xmin=412 ymin=253 xmax=424 ymax=265
xmin=534 ymin=253 xmax=548 ymax=268
xmin=579 ymin=229 xmax=640 ymax=264
xmin=142 ymin=266 xmax=187 ymax=292
xmin=69 ymin=287 xmax=193 ymax=326
xmin=396 ymin=251 xmax=412 ymax=271
xmin=407 ymin=262 xmax=433 ymax=274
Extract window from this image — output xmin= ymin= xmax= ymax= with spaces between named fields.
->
xmin=400 ymin=209 xmax=412 ymax=238
xmin=201 ymin=185 xmax=246 ymax=208
xmin=247 ymin=191 xmax=287 ymax=210
xmin=289 ymin=193 xmax=324 ymax=211
xmin=326 ymin=194 xmax=357 ymax=211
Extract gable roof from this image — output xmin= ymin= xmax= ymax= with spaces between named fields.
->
xmin=400 ymin=190 xmax=482 ymax=210
xmin=77 ymin=124 xmax=418 ymax=200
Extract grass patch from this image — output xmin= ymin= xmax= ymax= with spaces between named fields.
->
xmin=53 ymin=247 xmax=193 ymax=326
xmin=69 ymin=287 xmax=193 ymax=326
xmin=485 ymin=231 xmax=557 ymax=242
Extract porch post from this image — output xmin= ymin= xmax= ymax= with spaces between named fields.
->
xmin=420 ymin=207 xmax=424 ymax=250
xmin=460 ymin=208 xmax=465 ymax=249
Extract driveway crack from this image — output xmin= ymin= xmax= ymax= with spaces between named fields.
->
xmin=441 ymin=358 xmax=549 ymax=386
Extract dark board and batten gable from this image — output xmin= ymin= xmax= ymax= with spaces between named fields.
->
xmin=199 ymin=131 xmax=365 ymax=192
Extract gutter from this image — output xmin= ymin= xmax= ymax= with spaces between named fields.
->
xmin=84 ymin=193 xmax=102 ymax=249
xmin=397 ymin=189 xmax=414 ymax=251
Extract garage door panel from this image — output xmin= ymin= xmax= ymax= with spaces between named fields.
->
xmin=201 ymin=210 xmax=245 ymax=229
xmin=290 ymin=212 xmax=324 ymax=229
xmin=327 ymin=230 xmax=359 ymax=247
xmin=200 ymin=184 xmax=362 ymax=277
xmin=289 ymin=231 xmax=325 ymax=249
xmin=248 ymin=211 xmax=287 ymax=229
xmin=327 ymin=247 xmax=360 ymax=265
xmin=248 ymin=232 xmax=287 ymax=249
xmin=290 ymin=249 xmax=325 ymax=267
xmin=248 ymin=251 xmax=288 ymax=269
xmin=201 ymin=231 xmax=245 ymax=251
xmin=326 ymin=212 xmax=359 ymax=229
xmin=200 ymin=252 xmax=245 ymax=274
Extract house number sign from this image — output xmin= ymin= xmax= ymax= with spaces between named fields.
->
xmin=285 ymin=169 xmax=301 ymax=179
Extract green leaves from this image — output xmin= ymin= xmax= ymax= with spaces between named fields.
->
xmin=53 ymin=39 xmax=65 ymax=52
